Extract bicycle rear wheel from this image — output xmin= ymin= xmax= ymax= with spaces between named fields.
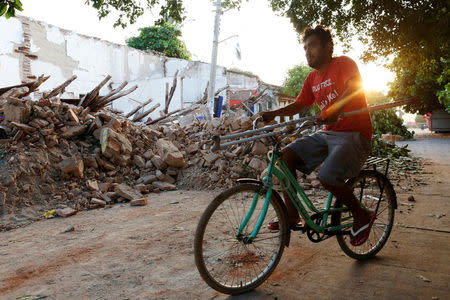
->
xmin=194 ymin=183 xmax=288 ymax=295
xmin=333 ymin=170 xmax=396 ymax=260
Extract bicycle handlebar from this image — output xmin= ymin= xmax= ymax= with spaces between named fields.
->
xmin=211 ymin=115 xmax=322 ymax=151
xmin=211 ymin=97 xmax=418 ymax=151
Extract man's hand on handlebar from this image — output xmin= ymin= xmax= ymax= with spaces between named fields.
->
xmin=315 ymin=107 xmax=340 ymax=124
xmin=258 ymin=111 xmax=276 ymax=123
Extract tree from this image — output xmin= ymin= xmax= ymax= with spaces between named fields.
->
xmin=281 ymin=64 xmax=312 ymax=97
xmin=437 ymin=58 xmax=450 ymax=113
xmin=0 ymin=0 xmax=22 ymax=18
xmin=82 ymin=0 xmax=450 ymax=113
xmin=365 ymin=90 xmax=413 ymax=139
xmin=3 ymin=1 xmax=447 ymax=113
xmin=268 ymin=0 xmax=449 ymax=114
xmin=84 ymin=0 xmax=186 ymax=28
xmin=282 ymin=64 xmax=319 ymax=115
xmin=0 ymin=0 xmax=185 ymax=28
xmin=126 ymin=23 xmax=190 ymax=60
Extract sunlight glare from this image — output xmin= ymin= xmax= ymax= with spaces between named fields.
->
xmin=360 ymin=63 xmax=395 ymax=93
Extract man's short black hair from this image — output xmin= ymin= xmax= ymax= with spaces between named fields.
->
xmin=302 ymin=25 xmax=334 ymax=53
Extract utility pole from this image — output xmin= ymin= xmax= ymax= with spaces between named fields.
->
xmin=204 ymin=0 xmax=222 ymax=120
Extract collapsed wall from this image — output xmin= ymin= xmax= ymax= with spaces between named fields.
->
xmin=0 ymin=76 xmax=426 ymax=232
xmin=0 ymin=77 xmax=298 ymax=229
xmin=0 ymin=16 xmax=259 ymax=120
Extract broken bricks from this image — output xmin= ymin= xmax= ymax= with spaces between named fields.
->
xmin=55 ymin=207 xmax=77 ymax=218
xmin=59 ymin=157 xmax=84 ymax=179
xmin=156 ymin=138 xmax=186 ymax=168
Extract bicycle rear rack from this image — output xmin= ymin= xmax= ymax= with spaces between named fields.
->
xmin=364 ymin=156 xmax=390 ymax=177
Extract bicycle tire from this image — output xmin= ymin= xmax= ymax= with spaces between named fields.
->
xmin=332 ymin=170 xmax=396 ymax=260
xmin=194 ymin=183 xmax=289 ymax=295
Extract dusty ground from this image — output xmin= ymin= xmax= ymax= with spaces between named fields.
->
xmin=1 ymin=133 xmax=449 ymax=299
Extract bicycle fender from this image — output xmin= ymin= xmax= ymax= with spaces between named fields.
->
xmin=236 ymin=178 xmax=292 ymax=247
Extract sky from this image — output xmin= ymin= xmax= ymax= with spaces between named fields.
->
xmin=17 ymin=0 xmax=394 ymax=92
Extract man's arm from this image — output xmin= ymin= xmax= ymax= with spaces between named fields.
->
xmin=320 ymin=76 xmax=364 ymax=121
xmin=260 ymin=102 xmax=305 ymax=123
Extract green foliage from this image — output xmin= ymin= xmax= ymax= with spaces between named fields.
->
xmin=82 ymin=0 xmax=253 ymax=28
xmin=365 ymin=90 xmax=414 ymax=140
xmin=126 ymin=23 xmax=190 ymax=60
xmin=372 ymin=136 xmax=410 ymax=158
xmin=4 ymin=0 xmax=447 ymax=114
xmin=437 ymin=58 xmax=450 ymax=113
xmin=81 ymin=0 xmax=449 ymax=114
xmin=266 ymin=0 xmax=449 ymax=114
xmin=282 ymin=64 xmax=319 ymax=115
xmin=84 ymin=0 xmax=186 ymax=28
xmin=0 ymin=0 xmax=22 ymax=18
xmin=371 ymin=109 xmax=414 ymax=140
xmin=388 ymin=53 xmax=446 ymax=114
xmin=282 ymin=64 xmax=312 ymax=97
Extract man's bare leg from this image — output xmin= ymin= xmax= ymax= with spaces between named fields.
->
xmin=281 ymin=148 xmax=304 ymax=226
xmin=319 ymin=180 xmax=371 ymax=230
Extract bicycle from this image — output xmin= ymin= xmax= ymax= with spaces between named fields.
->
xmin=194 ymin=115 xmax=397 ymax=295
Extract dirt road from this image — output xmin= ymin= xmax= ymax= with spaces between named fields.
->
xmin=1 ymin=134 xmax=449 ymax=299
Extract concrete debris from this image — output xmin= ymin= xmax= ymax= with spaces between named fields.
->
xmin=87 ymin=180 xmax=99 ymax=191
xmin=0 ymin=75 xmax=427 ymax=224
xmin=59 ymin=157 xmax=84 ymax=179
xmin=156 ymin=139 xmax=186 ymax=168
xmin=114 ymin=183 xmax=144 ymax=201
xmin=130 ymin=196 xmax=148 ymax=206
xmin=152 ymin=181 xmax=177 ymax=191
xmin=55 ymin=207 xmax=77 ymax=218
xmin=90 ymin=198 xmax=106 ymax=207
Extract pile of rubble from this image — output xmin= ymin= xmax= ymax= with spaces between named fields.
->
xmin=0 ymin=75 xmax=296 ymax=226
xmin=0 ymin=75 xmax=425 ymax=229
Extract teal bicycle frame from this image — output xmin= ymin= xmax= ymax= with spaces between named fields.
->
xmin=236 ymin=147 xmax=352 ymax=242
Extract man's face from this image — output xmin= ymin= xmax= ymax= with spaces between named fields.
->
xmin=303 ymin=34 xmax=330 ymax=69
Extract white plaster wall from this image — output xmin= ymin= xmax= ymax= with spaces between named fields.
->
xmin=0 ymin=16 xmax=272 ymax=121
xmin=227 ymin=71 xmax=259 ymax=90
xmin=66 ymin=33 xmax=115 ymax=78
xmin=0 ymin=18 xmax=23 ymax=54
xmin=31 ymin=60 xmax=66 ymax=91
xmin=0 ymin=18 xmax=23 ymax=85
xmin=0 ymin=55 xmax=21 ymax=86
xmin=44 ymin=24 xmax=65 ymax=45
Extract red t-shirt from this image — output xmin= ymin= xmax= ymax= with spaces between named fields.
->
xmin=296 ymin=56 xmax=373 ymax=140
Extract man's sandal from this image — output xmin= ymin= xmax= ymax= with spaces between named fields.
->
xmin=350 ymin=211 xmax=377 ymax=246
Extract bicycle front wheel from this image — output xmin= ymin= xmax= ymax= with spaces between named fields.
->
xmin=333 ymin=170 xmax=396 ymax=260
xmin=194 ymin=183 xmax=288 ymax=295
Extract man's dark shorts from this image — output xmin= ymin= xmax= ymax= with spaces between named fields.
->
xmin=287 ymin=131 xmax=371 ymax=187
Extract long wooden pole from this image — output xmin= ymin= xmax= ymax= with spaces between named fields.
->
xmin=43 ymin=75 xmax=77 ymax=99
xmin=94 ymin=85 xmax=138 ymax=110
xmin=125 ymin=98 xmax=153 ymax=118
xmin=81 ymin=75 xmax=112 ymax=108
xmin=132 ymin=103 xmax=161 ymax=122
xmin=341 ymin=97 xmax=418 ymax=118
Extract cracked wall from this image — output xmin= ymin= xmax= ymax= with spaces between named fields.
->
xmin=0 ymin=16 xmax=264 ymax=119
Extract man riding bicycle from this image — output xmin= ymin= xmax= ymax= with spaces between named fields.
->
xmin=260 ymin=25 xmax=374 ymax=246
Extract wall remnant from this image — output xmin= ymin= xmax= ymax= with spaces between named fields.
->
xmin=0 ymin=16 xmax=281 ymax=120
